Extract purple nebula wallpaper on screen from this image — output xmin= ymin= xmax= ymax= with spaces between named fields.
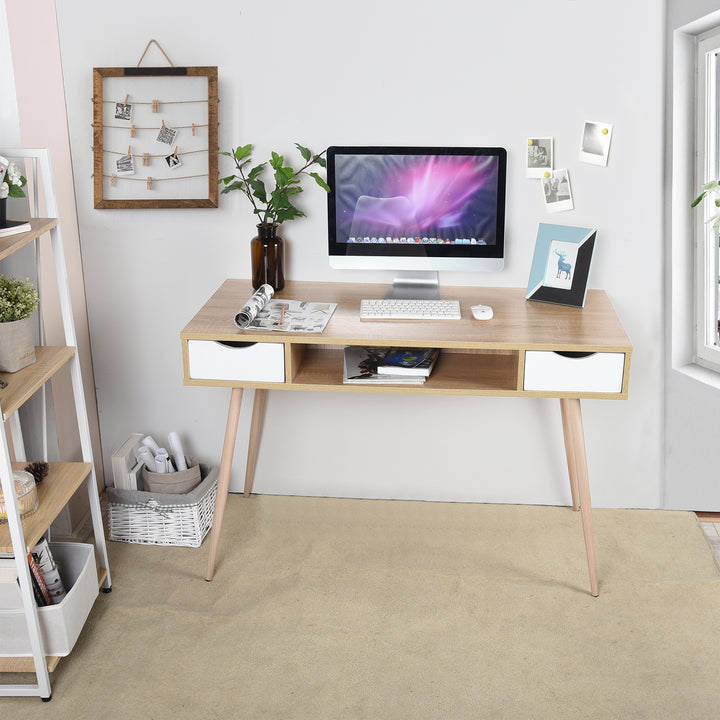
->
xmin=334 ymin=153 xmax=501 ymax=246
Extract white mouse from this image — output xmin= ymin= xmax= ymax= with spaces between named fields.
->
xmin=471 ymin=304 xmax=493 ymax=320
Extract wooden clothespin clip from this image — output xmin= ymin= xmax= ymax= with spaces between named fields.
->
xmin=191 ymin=122 xmax=196 ymax=136
xmin=173 ymin=145 xmax=179 ymax=158
xmin=147 ymin=176 xmax=153 ymax=190
xmin=142 ymin=152 xmax=150 ymax=166
xmin=152 ymin=99 xmax=160 ymax=113
xmin=161 ymin=119 xmax=166 ymax=131
xmin=111 ymin=173 xmax=117 ymax=186
xmin=124 ymin=94 xmax=129 ymax=105
xmin=130 ymin=124 xmax=136 ymax=138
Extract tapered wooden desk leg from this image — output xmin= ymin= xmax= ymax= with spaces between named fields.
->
xmin=560 ymin=399 xmax=580 ymax=511
xmin=205 ymin=387 xmax=244 ymax=582
xmin=244 ymin=389 xmax=267 ymax=497
xmin=561 ymin=398 xmax=599 ymax=597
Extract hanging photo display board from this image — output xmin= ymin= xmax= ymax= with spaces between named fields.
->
xmin=92 ymin=65 xmax=218 ymax=208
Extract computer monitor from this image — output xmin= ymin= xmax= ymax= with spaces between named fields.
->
xmin=327 ymin=145 xmax=507 ymax=299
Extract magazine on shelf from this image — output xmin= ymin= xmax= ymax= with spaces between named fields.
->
xmin=0 ymin=220 xmax=31 ymax=237
xmin=343 ymin=346 xmax=426 ymax=385
xmin=234 ymin=284 xmax=337 ymax=333
xmin=376 ymin=348 xmax=440 ymax=377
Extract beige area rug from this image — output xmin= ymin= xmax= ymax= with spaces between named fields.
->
xmin=4 ymin=497 xmax=720 ymax=719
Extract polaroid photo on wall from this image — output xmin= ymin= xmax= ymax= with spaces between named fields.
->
xmin=156 ymin=124 xmax=178 ymax=146
xmin=526 ymin=137 xmax=553 ymax=178
xmin=116 ymin=152 xmax=135 ymax=176
xmin=541 ymin=169 xmax=574 ymax=213
xmin=165 ymin=152 xmax=182 ymax=170
xmin=579 ymin=121 xmax=613 ymax=166
xmin=114 ymin=101 xmax=133 ymax=123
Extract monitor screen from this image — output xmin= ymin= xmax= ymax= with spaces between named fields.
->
xmin=327 ymin=146 xmax=507 ymax=273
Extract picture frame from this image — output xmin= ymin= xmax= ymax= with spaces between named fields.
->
xmin=92 ymin=66 xmax=218 ymax=209
xmin=526 ymin=223 xmax=597 ymax=307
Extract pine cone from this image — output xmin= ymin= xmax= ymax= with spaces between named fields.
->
xmin=24 ymin=461 xmax=49 ymax=483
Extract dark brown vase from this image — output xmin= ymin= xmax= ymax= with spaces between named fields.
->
xmin=251 ymin=223 xmax=285 ymax=291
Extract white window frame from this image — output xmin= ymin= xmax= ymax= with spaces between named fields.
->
xmin=695 ymin=28 xmax=720 ymax=372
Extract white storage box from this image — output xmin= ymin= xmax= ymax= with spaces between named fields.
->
xmin=0 ymin=542 xmax=98 ymax=657
xmin=523 ymin=350 xmax=625 ymax=393
xmin=187 ymin=340 xmax=285 ymax=382
xmin=108 ymin=465 xmax=218 ymax=547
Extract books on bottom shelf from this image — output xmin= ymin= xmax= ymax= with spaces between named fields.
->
xmin=343 ymin=346 xmax=437 ymax=385
xmin=376 ymin=347 xmax=439 ymax=377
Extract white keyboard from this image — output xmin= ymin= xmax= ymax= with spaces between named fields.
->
xmin=360 ymin=298 xmax=462 ymax=320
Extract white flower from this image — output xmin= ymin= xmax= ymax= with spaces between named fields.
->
xmin=0 ymin=182 xmax=8 ymax=200
xmin=6 ymin=162 xmax=21 ymax=186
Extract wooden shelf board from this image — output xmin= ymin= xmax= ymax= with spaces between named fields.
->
xmin=0 ymin=346 xmax=76 ymax=421
xmin=0 ymin=462 xmax=93 ymax=553
xmin=0 ymin=655 xmax=61 ymax=673
xmin=0 ymin=218 xmax=58 ymax=262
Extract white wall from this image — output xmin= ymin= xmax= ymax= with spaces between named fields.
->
xmin=55 ymin=0 xmax=665 ymax=508
xmin=664 ymin=0 xmax=720 ymax=510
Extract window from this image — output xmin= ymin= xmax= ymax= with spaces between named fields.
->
xmin=695 ymin=29 xmax=720 ymax=370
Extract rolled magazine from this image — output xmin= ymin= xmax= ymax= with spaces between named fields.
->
xmin=234 ymin=284 xmax=275 ymax=328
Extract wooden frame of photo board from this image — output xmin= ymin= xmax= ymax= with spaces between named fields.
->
xmin=92 ymin=66 xmax=218 ymax=209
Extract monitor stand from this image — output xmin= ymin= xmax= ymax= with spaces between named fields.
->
xmin=385 ymin=271 xmax=442 ymax=300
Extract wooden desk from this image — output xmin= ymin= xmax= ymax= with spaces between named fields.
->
xmin=181 ymin=280 xmax=632 ymax=596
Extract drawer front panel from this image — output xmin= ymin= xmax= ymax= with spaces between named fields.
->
xmin=188 ymin=340 xmax=285 ymax=382
xmin=523 ymin=351 xmax=625 ymax=393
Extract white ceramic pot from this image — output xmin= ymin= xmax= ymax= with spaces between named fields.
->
xmin=0 ymin=317 xmax=36 ymax=372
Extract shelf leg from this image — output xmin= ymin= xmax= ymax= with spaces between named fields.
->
xmin=205 ymin=387 xmax=244 ymax=581
xmin=559 ymin=399 xmax=580 ymax=511
xmin=244 ymin=389 xmax=267 ymax=497
xmin=560 ymin=398 xmax=599 ymax=597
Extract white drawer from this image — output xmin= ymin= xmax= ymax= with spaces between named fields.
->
xmin=187 ymin=340 xmax=285 ymax=383
xmin=523 ymin=351 xmax=625 ymax=393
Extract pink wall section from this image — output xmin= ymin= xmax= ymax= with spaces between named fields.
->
xmin=5 ymin=0 xmax=104 ymax=502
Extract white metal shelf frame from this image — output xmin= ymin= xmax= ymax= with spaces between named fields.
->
xmin=0 ymin=148 xmax=111 ymax=700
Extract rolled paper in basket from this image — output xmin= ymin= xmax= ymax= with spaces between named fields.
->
xmin=234 ymin=284 xmax=274 ymax=328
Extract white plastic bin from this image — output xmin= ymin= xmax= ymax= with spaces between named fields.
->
xmin=0 ymin=542 xmax=98 ymax=657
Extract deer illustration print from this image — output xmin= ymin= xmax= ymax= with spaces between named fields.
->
xmin=554 ymin=250 xmax=572 ymax=279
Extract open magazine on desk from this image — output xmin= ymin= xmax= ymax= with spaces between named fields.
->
xmin=234 ymin=284 xmax=337 ymax=333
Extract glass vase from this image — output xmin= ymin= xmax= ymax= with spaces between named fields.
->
xmin=251 ymin=223 xmax=285 ymax=291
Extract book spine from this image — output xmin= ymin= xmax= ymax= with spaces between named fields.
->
xmin=27 ymin=552 xmax=52 ymax=606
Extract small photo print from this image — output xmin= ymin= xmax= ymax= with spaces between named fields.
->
xmin=526 ymin=137 xmax=553 ymax=178
xmin=116 ymin=153 xmax=135 ymax=176
xmin=543 ymin=239 xmax=578 ymax=290
xmin=114 ymin=102 xmax=133 ymax=122
xmin=579 ymin=121 xmax=613 ymax=166
xmin=156 ymin=124 xmax=178 ymax=146
xmin=541 ymin=169 xmax=574 ymax=213
xmin=165 ymin=153 xmax=182 ymax=170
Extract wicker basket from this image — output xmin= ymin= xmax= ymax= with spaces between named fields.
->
xmin=107 ymin=465 xmax=218 ymax=547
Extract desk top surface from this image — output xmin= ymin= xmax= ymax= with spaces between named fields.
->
xmin=181 ymin=280 xmax=631 ymax=352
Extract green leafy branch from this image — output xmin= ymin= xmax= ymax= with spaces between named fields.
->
xmin=692 ymin=180 xmax=720 ymax=228
xmin=219 ymin=143 xmax=329 ymax=226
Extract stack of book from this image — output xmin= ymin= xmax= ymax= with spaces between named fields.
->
xmin=343 ymin=346 xmax=439 ymax=385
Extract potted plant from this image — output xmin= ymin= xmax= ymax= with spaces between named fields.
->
xmin=219 ymin=143 xmax=329 ymax=291
xmin=0 ymin=160 xmax=27 ymax=228
xmin=0 ymin=275 xmax=39 ymax=372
